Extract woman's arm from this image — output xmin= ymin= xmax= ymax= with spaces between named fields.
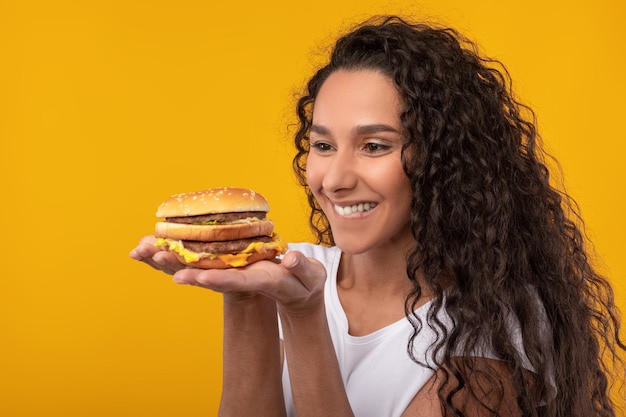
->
xmin=133 ymin=239 xmax=355 ymax=416
xmin=278 ymin=278 xmax=354 ymax=417
xmin=175 ymin=250 xmax=356 ymax=417
xmin=131 ymin=236 xmax=287 ymax=416
xmin=219 ymin=294 xmax=286 ymax=417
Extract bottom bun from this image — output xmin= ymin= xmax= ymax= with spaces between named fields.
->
xmin=171 ymin=243 xmax=286 ymax=269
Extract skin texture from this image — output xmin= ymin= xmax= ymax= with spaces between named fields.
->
xmin=306 ymin=69 xmax=413 ymax=257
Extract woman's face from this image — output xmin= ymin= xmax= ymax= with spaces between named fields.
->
xmin=306 ymin=69 xmax=413 ymax=255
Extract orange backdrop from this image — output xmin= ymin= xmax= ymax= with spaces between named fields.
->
xmin=1 ymin=0 xmax=624 ymax=415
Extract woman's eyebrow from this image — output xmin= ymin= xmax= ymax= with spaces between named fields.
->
xmin=355 ymin=124 xmax=399 ymax=135
xmin=310 ymin=124 xmax=330 ymax=135
xmin=310 ymin=124 xmax=399 ymax=136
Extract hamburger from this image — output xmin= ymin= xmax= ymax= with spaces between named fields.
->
xmin=154 ymin=187 xmax=288 ymax=269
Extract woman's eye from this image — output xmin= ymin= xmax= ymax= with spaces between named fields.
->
xmin=364 ymin=142 xmax=390 ymax=153
xmin=311 ymin=142 xmax=333 ymax=152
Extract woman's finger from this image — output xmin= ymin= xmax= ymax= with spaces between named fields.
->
xmin=130 ymin=236 xmax=187 ymax=275
xmin=281 ymin=251 xmax=327 ymax=291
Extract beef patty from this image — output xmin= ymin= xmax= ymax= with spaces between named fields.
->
xmin=182 ymin=235 xmax=274 ymax=254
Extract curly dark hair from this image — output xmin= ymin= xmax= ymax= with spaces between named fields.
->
xmin=292 ymin=15 xmax=625 ymax=417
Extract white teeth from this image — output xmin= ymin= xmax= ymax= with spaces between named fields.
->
xmin=334 ymin=202 xmax=377 ymax=216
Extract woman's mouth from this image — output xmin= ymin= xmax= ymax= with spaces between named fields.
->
xmin=334 ymin=202 xmax=378 ymax=217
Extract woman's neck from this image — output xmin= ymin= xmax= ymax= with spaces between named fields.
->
xmin=336 ymin=231 xmax=424 ymax=293
xmin=338 ymin=249 xmax=412 ymax=295
xmin=335 ymin=238 xmax=432 ymax=336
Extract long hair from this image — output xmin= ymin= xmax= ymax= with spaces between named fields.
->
xmin=292 ymin=15 xmax=625 ymax=417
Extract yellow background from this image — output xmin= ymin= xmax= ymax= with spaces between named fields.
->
xmin=1 ymin=0 xmax=624 ymax=415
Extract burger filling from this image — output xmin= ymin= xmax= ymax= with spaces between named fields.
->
xmin=181 ymin=235 xmax=274 ymax=253
xmin=155 ymin=235 xmax=287 ymax=266
xmin=155 ymin=210 xmax=286 ymax=266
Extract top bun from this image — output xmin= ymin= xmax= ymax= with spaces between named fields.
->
xmin=156 ymin=187 xmax=270 ymax=218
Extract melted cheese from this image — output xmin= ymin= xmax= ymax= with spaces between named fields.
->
xmin=154 ymin=236 xmax=288 ymax=266
xmin=217 ymin=252 xmax=253 ymax=267
xmin=155 ymin=237 xmax=201 ymax=263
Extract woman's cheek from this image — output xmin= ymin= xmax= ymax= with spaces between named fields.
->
xmin=305 ymin=155 xmax=322 ymax=191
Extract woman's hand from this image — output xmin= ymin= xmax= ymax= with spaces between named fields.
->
xmin=129 ymin=235 xmax=188 ymax=276
xmin=130 ymin=236 xmax=326 ymax=313
xmin=173 ymin=250 xmax=327 ymax=314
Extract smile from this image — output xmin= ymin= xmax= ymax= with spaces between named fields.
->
xmin=334 ymin=202 xmax=378 ymax=217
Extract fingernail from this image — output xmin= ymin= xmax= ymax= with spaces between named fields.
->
xmin=285 ymin=253 xmax=299 ymax=268
xmin=153 ymin=253 xmax=166 ymax=265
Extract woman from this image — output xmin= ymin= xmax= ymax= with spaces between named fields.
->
xmin=131 ymin=15 xmax=625 ymax=417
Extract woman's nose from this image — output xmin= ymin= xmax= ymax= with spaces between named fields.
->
xmin=321 ymin=150 xmax=358 ymax=194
